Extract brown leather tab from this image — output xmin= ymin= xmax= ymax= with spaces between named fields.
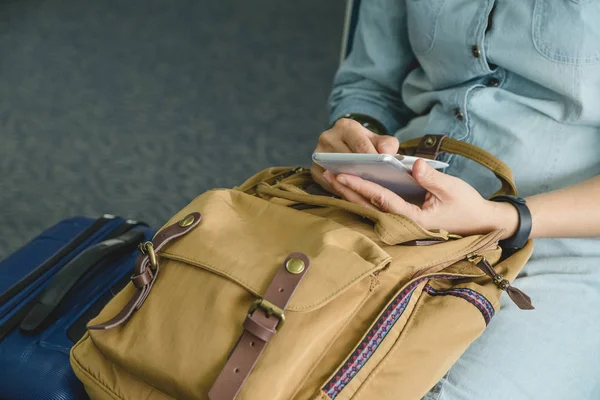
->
xmin=475 ymin=257 xmax=534 ymax=310
xmin=88 ymin=212 xmax=202 ymax=330
xmin=208 ymin=253 xmax=310 ymax=400
xmin=414 ymin=134 xmax=447 ymax=159
xmin=507 ymin=286 xmax=534 ymax=310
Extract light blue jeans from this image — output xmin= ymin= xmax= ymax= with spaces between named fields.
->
xmin=401 ymin=120 xmax=600 ymax=400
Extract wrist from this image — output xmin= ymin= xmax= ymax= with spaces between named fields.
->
xmin=489 ymin=200 xmax=519 ymax=240
xmin=337 ymin=113 xmax=388 ymax=135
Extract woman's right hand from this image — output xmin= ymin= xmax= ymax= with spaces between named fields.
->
xmin=311 ymin=117 xmax=399 ymax=194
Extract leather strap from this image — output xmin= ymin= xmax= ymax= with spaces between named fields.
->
xmin=414 ymin=134 xmax=447 ymax=159
xmin=208 ymin=253 xmax=310 ymax=400
xmin=88 ymin=212 xmax=202 ymax=330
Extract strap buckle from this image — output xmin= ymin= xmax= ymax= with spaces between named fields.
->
xmin=138 ymin=241 xmax=158 ymax=270
xmin=248 ymin=298 xmax=285 ymax=331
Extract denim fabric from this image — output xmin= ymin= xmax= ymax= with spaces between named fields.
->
xmin=329 ymin=1 xmax=600 ymax=398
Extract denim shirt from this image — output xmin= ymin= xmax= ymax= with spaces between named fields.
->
xmin=329 ymin=0 xmax=600 ymax=258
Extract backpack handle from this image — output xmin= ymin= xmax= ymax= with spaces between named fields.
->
xmin=255 ymin=183 xmax=448 ymax=245
xmin=398 ymin=137 xmax=518 ymax=197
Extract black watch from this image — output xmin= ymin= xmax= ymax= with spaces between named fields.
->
xmin=489 ymin=195 xmax=532 ymax=255
xmin=337 ymin=113 xmax=388 ymax=135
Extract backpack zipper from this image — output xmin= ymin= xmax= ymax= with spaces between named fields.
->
xmin=409 ymin=229 xmax=504 ymax=279
xmin=465 ymin=252 xmax=534 ymax=310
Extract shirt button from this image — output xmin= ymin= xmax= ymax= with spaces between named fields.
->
xmin=486 ymin=77 xmax=500 ymax=87
xmin=454 ymin=108 xmax=464 ymax=121
xmin=471 ymin=45 xmax=481 ymax=58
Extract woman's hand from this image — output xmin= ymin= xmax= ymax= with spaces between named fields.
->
xmin=311 ymin=118 xmax=399 ymax=194
xmin=322 ymin=158 xmax=519 ymax=238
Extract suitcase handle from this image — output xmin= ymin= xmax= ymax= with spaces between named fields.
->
xmin=0 ymin=215 xmax=117 ymax=307
xmin=19 ymin=229 xmax=145 ymax=334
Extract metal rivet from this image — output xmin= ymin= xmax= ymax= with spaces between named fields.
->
xmin=178 ymin=214 xmax=195 ymax=227
xmin=424 ymin=137 xmax=436 ymax=148
xmin=285 ymin=257 xmax=305 ymax=275
xmin=471 ymin=45 xmax=481 ymax=58
xmin=487 ymin=78 xmax=499 ymax=87
xmin=454 ymin=108 xmax=464 ymax=121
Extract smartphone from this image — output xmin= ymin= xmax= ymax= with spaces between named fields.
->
xmin=312 ymin=153 xmax=449 ymax=204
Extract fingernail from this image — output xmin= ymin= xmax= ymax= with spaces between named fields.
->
xmin=337 ymin=176 xmax=348 ymax=185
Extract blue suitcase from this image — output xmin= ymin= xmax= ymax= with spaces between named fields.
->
xmin=0 ymin=215 xmax=155 ymax=400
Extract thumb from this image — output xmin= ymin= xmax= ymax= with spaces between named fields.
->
xmin=412 ymin=159 xmax=452 ymax=198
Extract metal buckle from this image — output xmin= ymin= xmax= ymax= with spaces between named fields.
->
xmin=493 ymin=273 xmax=510 ymax=290
xmin=138 ymin=241 xmax=158 ymax=271
xmin=248 ymin=298 xmax=286 ymax=331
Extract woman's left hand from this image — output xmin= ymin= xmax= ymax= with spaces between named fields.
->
xmin=322 ymin=159 xmax=518 ymax=238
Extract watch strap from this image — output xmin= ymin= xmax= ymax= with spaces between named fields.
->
xmin=490 ymin=195 xmax=532 ymax=255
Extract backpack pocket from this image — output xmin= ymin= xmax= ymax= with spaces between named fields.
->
xmin=317 ymin=273 xmax=496 ymax=400
xmin=314 ymin=238 xmax=534 ymax=400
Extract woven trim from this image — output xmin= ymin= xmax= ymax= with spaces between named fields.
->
xmin=423 ymin=284 xmax=495 ymax=325
xmin=324 ymin=274 xmax=461 ymax=399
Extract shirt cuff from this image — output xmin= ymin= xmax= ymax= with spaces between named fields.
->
xmin=329 ymin=98 xmax=402 ymax=135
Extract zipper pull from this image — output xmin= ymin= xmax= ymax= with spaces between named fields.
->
xmin=467 ymin=253 xmax=534 ymax=310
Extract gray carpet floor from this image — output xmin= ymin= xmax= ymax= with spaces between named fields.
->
xmin=0 ymin=0 xmax=345 ymax=259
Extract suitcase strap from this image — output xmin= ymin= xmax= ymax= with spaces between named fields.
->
xmin=208 ymin=253 xmax=311 ymax=400
xmin=19 ymin=228 xmax=146 ymax=334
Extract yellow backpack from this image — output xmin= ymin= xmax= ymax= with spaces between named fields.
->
xmin=70 ymin=136 xmax=532 ymax=400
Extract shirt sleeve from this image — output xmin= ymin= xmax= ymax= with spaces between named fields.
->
xmin=329 ymin=0 xmax=417 ymax=134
